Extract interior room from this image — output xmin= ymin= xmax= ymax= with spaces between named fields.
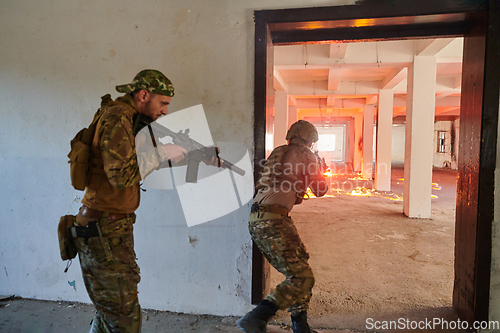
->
xmin=265 ymin=38 xmax=461 ymax=331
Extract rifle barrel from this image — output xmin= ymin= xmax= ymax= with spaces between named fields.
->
xmin=150 ymin=122 xmax=245 ymax=176
xmin=219 ymin=158 xmax=245 ymax=176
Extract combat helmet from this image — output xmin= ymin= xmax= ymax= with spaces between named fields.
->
xmin=286 ymin=120 xmax=319 ymax=143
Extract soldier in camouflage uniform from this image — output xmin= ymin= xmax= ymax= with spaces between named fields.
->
xmin=74 ymin=70 xmax=187 ymax=333
xmin=237 ymin=120 xmax=328 ymax=333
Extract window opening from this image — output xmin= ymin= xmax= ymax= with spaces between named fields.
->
xmin=438 ymin=131 xmax=446 ymax=153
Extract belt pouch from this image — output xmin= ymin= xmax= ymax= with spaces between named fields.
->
xmin=58 ymin=215 xmax=77 ymax=261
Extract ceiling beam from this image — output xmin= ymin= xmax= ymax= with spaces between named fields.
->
xmin=393 ymin=95 xmax=460 ymax=107
xmin=381 ymin=67 xmax=407 ymax=89
xmin=296 ymin=98 xmax=367 ymax=109
xmin=298 ymin=109 xmax=363 ymax=118
xmin=366 ymin=95 xmax=378 ymax=105
xmin=275 ymin=62 xmax=411 ymax=71
xmin=287 ymin=85 xmax=460 ymax=99
xmin=435 ymin=91 xmax=454 ymax=100
xmin=435 ymin=97 xmax=461 ymax=107
xmin=417 ymin=38 xmax=455 ymax=56
xmin=288 ymin=80 xmax=383 ymax=96
xmin=274 ymin=69 xmax=288 ymax=91
xmin=437 ymin=107 xmax=461 ymax=115
xmin=329 ymin=43 xmax=348 ymax=58
xmin=328 ymin=67 xmax=343 ymax=90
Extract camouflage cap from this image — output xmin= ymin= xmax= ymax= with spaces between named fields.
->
xmin=116 ymin=69 xmax=175 ymax=97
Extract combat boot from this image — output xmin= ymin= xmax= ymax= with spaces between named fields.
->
xmin=89 ymin=317 xmax=106 ymax=333
xmin=89 ymin=314 xmax=113 ymax=333
xmin=237 ymin=300 xmax=279 ymax=333
xmin=291 ymin=311 xmax=316 ymax=333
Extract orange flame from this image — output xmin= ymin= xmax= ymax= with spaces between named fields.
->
xmin=384 ymin=195 xmax=403 ymax=201
xmin=348 ymin=187 xmax=372 ymax=196
xmin=305 ymin=188 xmax=336 ymax=198
xmin=348 ymin=176 xmax=368 ymax=181
xmin=432 ymin=183 xmax=441 ymax=190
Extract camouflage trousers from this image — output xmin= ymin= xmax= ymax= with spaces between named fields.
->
xmin=249 ymin=216 xmax=315 ymax=315
xmin=75 ymin=214 xmax=141 ymax=333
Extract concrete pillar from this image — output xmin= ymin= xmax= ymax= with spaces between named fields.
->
xmin=403 ymin=56 xmax=436 ymax=218
xmin=375 ymin=89 xmax=393 ymax=191
xmin=363 ymin=104 xmax=375 ymax=179
xmin=288 ymin=105 xmax=298 ymax=129
xmin=274 ymin=91 xmax=288 ymax=147
xmin=354 ymin=111 xmax=363 ymax=173
xmin=342 ymin=123 xmax=348 ymax=163
xmin=348 ymin=119 xmax=355 ymax=172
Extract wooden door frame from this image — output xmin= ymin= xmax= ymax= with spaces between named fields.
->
xmin=253 ymin=0 xmax=499 ymax=324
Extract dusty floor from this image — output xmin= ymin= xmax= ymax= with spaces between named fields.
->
xmin=269 ymin=165 xmax=462 ymax=332
xmin=0 ymin=165 xmax=461 ymax=332
xmin=0 ymin=296 xmax=354 ymax=333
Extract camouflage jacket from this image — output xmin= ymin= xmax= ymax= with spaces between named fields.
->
xmin=81 ymin=94 xmax=167 ymax=213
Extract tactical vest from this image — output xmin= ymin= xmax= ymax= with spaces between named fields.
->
xmin=88 ymin=98 xmax=135 ymax=180
xmin=256 ymin=143 xmax=308 ymax=204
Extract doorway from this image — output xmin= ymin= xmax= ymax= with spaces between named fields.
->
xmin=268 ymin=37 xmax=461 ymax=331
xmin=253 ymin=0 xmax=497 ymax=327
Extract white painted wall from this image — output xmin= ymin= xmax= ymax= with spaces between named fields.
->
xmin=433 ymin=120 xmax=459 ymax=169
xmin=391 ymin=122 xmax=459 ymax=170
xmin=0 ymin=0 xmax=355 ymax=316
xmin=391 ymin=124 xmax=406 ymax=163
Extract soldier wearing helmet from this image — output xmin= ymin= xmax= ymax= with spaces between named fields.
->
xmin=286 ymin=119 xmax=319 ymax=143
xmin=72 ymin=69 xmax=189 ymax=333
xmin=238 ymin=120 xmax=328 ymax=333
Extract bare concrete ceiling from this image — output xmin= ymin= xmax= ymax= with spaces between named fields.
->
xmin=274 ymin=37 xmax=463 ymax=122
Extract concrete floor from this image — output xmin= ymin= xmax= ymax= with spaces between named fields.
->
xmin=0 ymin=165 xmax=459 ymax=333
xmin=0 ymin=296 xmax=355 ymax=332
xmin=268 ymin=164 xmax=461 ymax=332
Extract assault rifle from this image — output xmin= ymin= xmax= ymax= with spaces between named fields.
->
xmin=133 ymin=114 xmax=245 ymax=183
xmin=314 ymin=150 xmax=329 ymax=174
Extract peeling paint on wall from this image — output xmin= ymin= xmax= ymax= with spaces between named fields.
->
xmin=235 ymin=239 xmax=252 ymax=304
xmin=188 ymin=235 xmax=198 ymax=247
xmin=68 ymin=280 xmax=76 ymax=291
